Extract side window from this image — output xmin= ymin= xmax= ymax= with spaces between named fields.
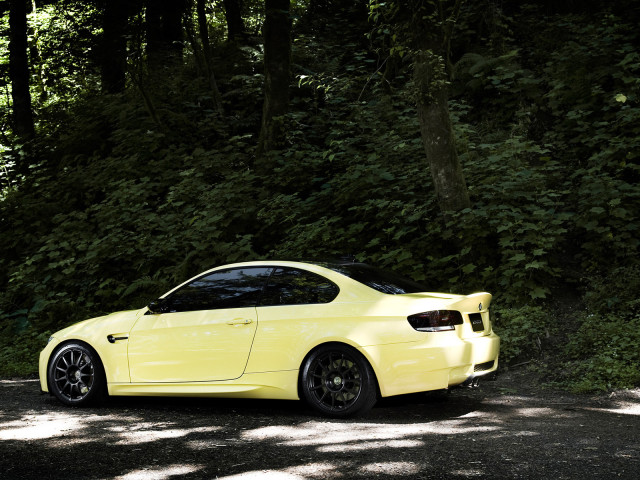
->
xmin=164 ymin=267 xmax=272 ymax=312
xmin=259 ymin=268 xmax=339 ymax=306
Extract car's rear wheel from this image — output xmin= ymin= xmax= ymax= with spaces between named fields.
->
xmin=48 ymin=343 xmax=106 ymax=406
xmin=301 ymin=344 xmax=377 ymax=417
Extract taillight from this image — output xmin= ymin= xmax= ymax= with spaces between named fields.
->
xmin=407 ymin=310 xmax=463 ymax=332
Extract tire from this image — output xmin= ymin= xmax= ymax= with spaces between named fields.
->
xmin=48 ymin=342 xmax=106 ymax=407
xmin=301 ymin=344 xmax=377 ymax=418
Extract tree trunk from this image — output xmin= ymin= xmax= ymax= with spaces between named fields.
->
xmin=414 ymin=49 xmax=470 ymax=214
xmin=197 ymin=0 xmax=223 ymax=112
xmin=8 ymin=0 xmax=35 ymax=138
xmin=222 ymin=0 xmax=244 ymax=41
xmin=102 ymin=0 xmax=129 ymax=93
xmin=162 ymin=0 xmax=185 ymax=59
xmin=409 ymin=0 xmax=470 ymax=215
xmin=256 ymin=0 xmax=291 ymax=158
xmin=145 ymin=1 xmax=161 ymax=49
xmin=184 ymin=3 xmax=205 ymax=74
xmin=146 ymin=0 xmax=185 ymax=66
xmin=27 ymin=1 xmax=47 ymax=101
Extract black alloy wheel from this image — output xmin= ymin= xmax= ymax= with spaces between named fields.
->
xmin=301 ymin=344 xmax=377 ymax=418
xmin=48 ymin=343 xmax=106 ymax=406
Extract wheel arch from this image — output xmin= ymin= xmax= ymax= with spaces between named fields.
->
xmin=46 ymin=339 xmax=107 ymax=393
xmin=296 ymin=341 xmax=381 ymax=400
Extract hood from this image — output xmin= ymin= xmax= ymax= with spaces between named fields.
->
xmin=53 ymin=308 xmax=144 ymax=341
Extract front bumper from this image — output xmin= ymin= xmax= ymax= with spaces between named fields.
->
xmin=38 ymin=336 xmax=61 ymax=393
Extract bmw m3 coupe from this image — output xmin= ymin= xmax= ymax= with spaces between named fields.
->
xmin=40 ymin=260 xmax=500 ymax=417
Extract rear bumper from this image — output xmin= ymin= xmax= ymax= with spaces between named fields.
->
xmin=362 ymin=330 xmax=500 ymax=397
xmin=445 ymin=333 xmax=500 ymax=387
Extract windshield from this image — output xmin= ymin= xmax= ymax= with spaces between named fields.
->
xmin=324 ymin=263 xmax=430 ymax=295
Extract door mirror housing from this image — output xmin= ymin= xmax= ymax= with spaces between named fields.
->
xmin=147 ymin=298 xmax=167 ymax=314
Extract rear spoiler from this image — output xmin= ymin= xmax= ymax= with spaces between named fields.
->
xmin=448 ymin=292 xmax=492 ymax=313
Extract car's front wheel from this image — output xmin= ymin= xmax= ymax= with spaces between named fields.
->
xmin=48 ymin=343 xmax=106 ymax=406
xmin=301 ymin=344 xmax=377 ymax=417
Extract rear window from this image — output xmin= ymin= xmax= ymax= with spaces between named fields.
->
xmin=259 ymin=267 xmax=339 ymax=306
xmin=325 ymin=263 xmax=429 ymax=294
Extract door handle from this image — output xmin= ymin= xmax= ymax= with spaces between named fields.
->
xmin=226 ymin=318 xmax=253 ymax=325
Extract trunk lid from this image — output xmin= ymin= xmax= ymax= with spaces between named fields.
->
xmin=400 ymin=291 xmax=493 ymax=337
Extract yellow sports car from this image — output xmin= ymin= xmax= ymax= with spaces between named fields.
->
xmin=40 ymin=260 xmax=499 ymax=417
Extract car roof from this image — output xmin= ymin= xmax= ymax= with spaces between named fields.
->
xmin=159 ymin=260 xmax=375 ymax=299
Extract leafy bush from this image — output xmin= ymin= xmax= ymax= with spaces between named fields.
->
xmin=492 ymin=306 xmax=556 ymax=366
xmin=563 ymin=314 xmax=640 ymax=393
xmin=0 ymin=329 xmax=50 ymax=377
xmin=1 ymin=2 xmax=639 ymax=393
xmin=560 ymin=266 xmax=640 ymax=392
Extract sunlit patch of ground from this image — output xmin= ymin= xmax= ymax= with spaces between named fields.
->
xmin=0 ymin=412 xmax=140 ymax=441
xmin=114 ymin=464 xmax=204 ymax=480
xmin=0 ymin=413 xmax=84 ymax=441
xmin=359 ymin=461 xmax=421 ymax=475
xmin=317 ymin=439 xmax=423 ymax=452
xmin=0 ymin=379 xmax=40 ymax=384
xmin=217 ymin=462 xmax=338 ymax=479
xmin=585 ymin=389 xmax=640 ymax=416
xmin=109 ymin=423 xmax=221 ymax=445
xmin=241 ymin=420 xmax=499 ymax=447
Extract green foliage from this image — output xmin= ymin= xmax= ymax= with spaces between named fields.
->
xmin=440 ymin=123 xmax=572 ymax=301
xmin=563 ymin=314 xmax=640 ymax=393
xmin=492 ymin=306 xmax=555 ymax=366
xmin=560 ymin=266 xmax=640 ymax=392
xmin=0 ymin=328 xmax=50 ymax=377
xmin=1 ymin=1 xmax=639 ymax=394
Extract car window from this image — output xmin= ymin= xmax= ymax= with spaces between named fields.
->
xmin=259 ymin=267 xmax=339 ymax=306
xmin=164 ymin=267 xmax=273 ymax=312
xmin=325 ymin=263 xmax=429 ymax=294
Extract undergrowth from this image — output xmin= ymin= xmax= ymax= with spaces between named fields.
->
xmin=0 ymin=4 xmax=639 ymax=392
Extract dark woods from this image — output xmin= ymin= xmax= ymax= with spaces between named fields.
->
xmin=1 ymin=1 xmax=639 ymax=392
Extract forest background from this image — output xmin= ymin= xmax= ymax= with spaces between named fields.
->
xmin=1 ymin=0 xmax=639 ymax=393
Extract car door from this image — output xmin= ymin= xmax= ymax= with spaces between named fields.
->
xmin=127 ymin=266 xmax=272 ymax=383
xmin=246 ymin=267 xmax=341 ymax=373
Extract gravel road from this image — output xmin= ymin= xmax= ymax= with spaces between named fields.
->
xmin=1 ymin=371 xmax=639 ymax=479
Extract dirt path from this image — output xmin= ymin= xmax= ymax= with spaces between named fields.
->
xmin=1 ymin=371 xmax=639 ymax=479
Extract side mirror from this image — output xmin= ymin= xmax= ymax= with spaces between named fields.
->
xmin=147 ymin=298 xmax=166 ymax=314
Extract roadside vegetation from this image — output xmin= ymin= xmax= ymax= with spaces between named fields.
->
xmin=1 ymin=1 xmax=639 ymax=392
